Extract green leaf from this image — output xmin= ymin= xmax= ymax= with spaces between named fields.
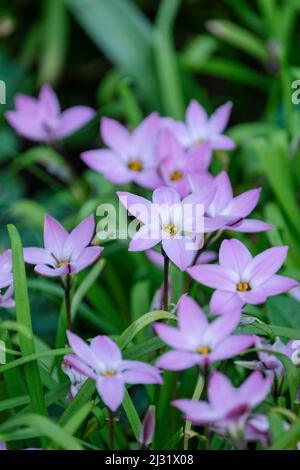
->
xmin=67 ymin=0 xmax=161 ymax=110
xmin=38 ymin=0 xmax=69 ymax=83
xmin=122 ymin=389 xmax=141 ymax=440
xmin=0 ymin=414 xmax=83 ymax=450
xmin=206 ymin=19 xmax=268 ymax=62
xmin=117 ymin=310 xmax=176 ymax=350
xmin=7 ymin=224 xmax=47 ymax=446
xmin=271 ymin=418 xmax=300 ymax=450
xmin=153 ymin=0 xmax=184 ymax=118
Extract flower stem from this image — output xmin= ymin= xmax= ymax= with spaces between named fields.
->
xmin=161 ymin=247 xmax=169 ymax=311
xmin=108 ymin=409 xmax=115 ymax=450
xmin=63 ymin=274 xmax=72 ymax=331
xmin=184 ymin=372 xmax=205 ymax=450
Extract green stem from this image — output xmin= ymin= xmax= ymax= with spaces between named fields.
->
xmin=63 ymin=274 xmax=72 ymax=331
xmin=162 ymin=248 xmax=169 ymax=311
xmin=184 ymin=372 xmax=205 ymax=450
xmin=108 ymin=409 xmax=115 ymax=450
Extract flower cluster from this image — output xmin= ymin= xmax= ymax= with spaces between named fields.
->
xmin=4 ymin=89 xmax=300 ymax=451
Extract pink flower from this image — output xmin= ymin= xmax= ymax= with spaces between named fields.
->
xmin=155 ymin=295 xmax=253 ymax=370
xmin=204 ymin=172 xmax=274 ymax=233
xmin=166 ymin=99 xmax=236 ymax=152
xmin=173 ymin=371 xmax=272 ymax=433
xmin=139 ymin=406 xmax=155 ymax=449
xmin=5 ymin=84 xmax=95 ymax=142
xmin=23 ymin=214 xmax=103 ymax=277
xmin=188 ymin=239 xmax=298 ymax=315
xmin=61 ymin=358 xmax=88 ymax=400
xmin=81 ymin=114 xmax=162 ymax=189
xmin=118 ymin=186 xmax=218 ymax=271
xmin=0 ymin=286 xmax=15 ymax=309
xmin=0 ymin=250 xmax=13 ymax=289
xmin=158 ymin=129 xmax=212 ymax=197
xmin=66 ymin=332 xmax=162 ymax=411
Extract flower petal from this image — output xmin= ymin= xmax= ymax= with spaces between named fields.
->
xmin=162 ymin=237 xmax=196 ymax=271
xmin=188 ymin=264 xmax=238 ymax=290
xmin=23 ymin=247 xmax=54 ymax=266
xmin=43 ymin=215 xmax=68 ymax=260
xmin=63 ymin=215 xmax=95 ymax=260
xmin=117 ymin=191 xmax=154 ymax=225
xmin=238 ymin=371 xmax=272 ymax=408
xmin=71 ymin=246 xmax=103 ymax=273
xmin=154 ymin=322 xmax=189 ymax=350
xmin=90 ymin=335 xmax=122 ymax=368
xmin=34 ymin=264 xmax=69 ymax=277
xmin=96 ymin=376 xmax=124 ymax=412
xmin=56 ymin=106 xmax=95 ymax=138
xmin=152 ymin=187 xmax=181 ymax=206
xmin=204 ymin=309 xmax=241 ymax=346
xmin=122 ymin=370 xmax=162 ymax=384
xmin=223 ymin=189 xmax=261 ymax=218
xmin=210 ymin=290 xmax=244 ymax=315
xmin=81 ymin=149 xmax=132 ymax=184
xmin=209 ymin=101 xmax=232 ymax=134
xmin=101 ymin=117 xmax=130 ymax=153
xmin=263 ymin=274 xmax=298 ymax=297
xmin=243 ymin=246 xmax=288 ymax=287
xmin=156 ymin=351 xmax=198 ymax=370
xmin=129 ymin=225 xmax=161 ymax=252
xmin=210 ymin=135 xmax=236 ymax=150
xmin=186 ymin=100 xmax=208 ymax=129
xmin=131 ymin=113 xmax=159 ymax=152
xmin=39 ymin=84 xmax=60 ymax=117
xmin=67 ymin=331 xmax=100 ymax=369
xmin=208 ymin=371 xmax=235 ymax=410
xmin=228 ymin=219 xmax=274 ymax=233
xmin=177 ymin=294 xmax=208 ymax=338
xmin=173 ymin=399 xmax=221 ymax=425
xmin=210 ymin=335 xmax=254 ymax=362
xmin=219 ymin=239 xmax=252 ymax=276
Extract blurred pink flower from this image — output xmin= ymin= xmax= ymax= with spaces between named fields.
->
xmin=166 ymin=99 xmax=236 ymax=152
xmin=5 ymin=84 xmax=95 ymax=142
xmin=81 ymin=114 xmax=162 ymax=189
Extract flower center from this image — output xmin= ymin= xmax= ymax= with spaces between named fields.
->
xmin=128 ymin=160 xmax=143 ymax=172
xmin=101 ymin=370 xmax=116 ymax=377
xmin=196 ymin=346 xmax=210 ymax=355
xmin=236 ymin=282 xmax=250 ymax=292
xmin=170 ymin=170 xmax=183 ymax=181
xmin=58 ymin=261 xmax=69 ymax=267
xmin=164 ymin=224 xmax=178 ymax=236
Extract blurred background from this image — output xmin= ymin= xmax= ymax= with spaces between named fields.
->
xmin=0 ymin=0 xmax=300 ymax=359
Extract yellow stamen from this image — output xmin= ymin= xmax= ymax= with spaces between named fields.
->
xmin=164 ymin=224 xmax=178 ymax=236
xmin=170 ymin=170 xmax=183 ymax=181
xmin=236 ymin=282 xmax=250 ymax=292
xmin=58 ymin=261 xmax=69 ymax=267
xmin=196 ymin=347 xmax=210 ymax=355
xmin=128 ymin=160 xmax=143 ymax=172
xmin=101 ymin=370 xmax=116 ymax=377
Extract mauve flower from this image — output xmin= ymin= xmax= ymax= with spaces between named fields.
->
xmin=204 ymin=172 xmax=274 ymax=233
xmin=5 ymin=84 xmax=95 ymax=142
xmin=236 ymin=336 xmax=295 ymax=379
xmin=139 ymin=406 xmax=155 ymax=449
xmin=167 ymin=100 xmax=236 ymax=152
xmin=65 ymin=331 xmax=162 ymax=411
xmin=23 ymin=214 xmax=103 ymax=277
xmin=158 ymin=129 xmax=212 ymax=197
xmin=81 ymin=114 xmax=162 ymax=189
xmin=173 ymin=371 xmax=272 ymax=436
xmin=188 ymin=239 xmax=298 ymax=315
xmin=0 ymin=285 xmax=15 ymax=309
xmin=244 ymin=414 xmax=270 ymax=446
xmin=0 ymin=250 xmax=13 ymax=289
xmin=62 ymin=358 xmax=88 ymax=400
xmin=154 ymin=295 xmax=253 ymax=370
xmin=118 ymin=186 xmax=225 ymax=271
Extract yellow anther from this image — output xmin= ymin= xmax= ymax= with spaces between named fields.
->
xmin=170 ymin=170 xmax=183 ymax=181
xmin=196 ymin=347 xmax=210 ymax=355
xmin=128 ymin=160 xmax=143 ymax=172
xmin=236 ymin=282 xmax=250 ymax=292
